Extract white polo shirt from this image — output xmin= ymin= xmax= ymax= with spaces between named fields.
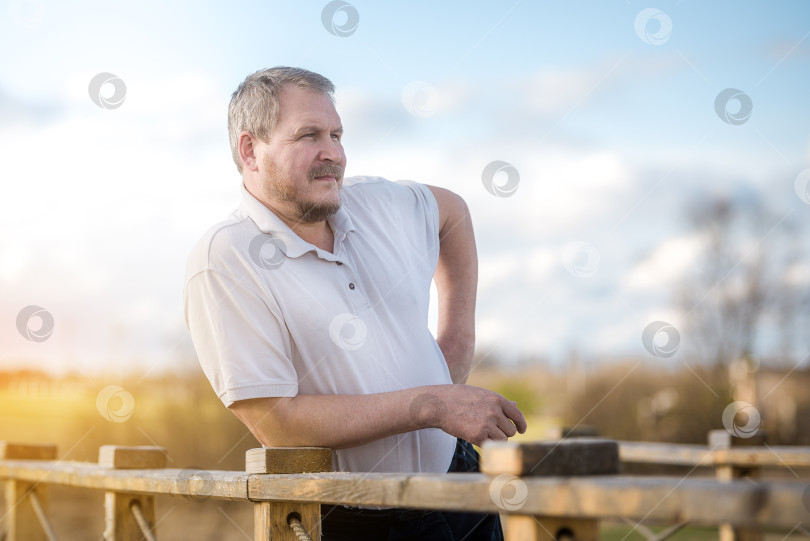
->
xmin=184 ymin=176 xmax=456 ymax=474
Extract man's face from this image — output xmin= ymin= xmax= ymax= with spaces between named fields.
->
xmin=258 ymin=85 xmax=346 ymax=223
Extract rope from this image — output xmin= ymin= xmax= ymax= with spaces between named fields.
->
xmin=287 ymin=513 xmax=314 ymax=541
xmin=28 ymin=492 xmax=60 ymax=541
xmin=129 ymin=501 xmax=158 ymax=541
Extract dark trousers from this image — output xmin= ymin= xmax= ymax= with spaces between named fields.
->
xmin=321 ymin=439 xmax=504 ymax=540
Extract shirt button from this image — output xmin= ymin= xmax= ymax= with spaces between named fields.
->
xmin=348 ymin=283 xmax=355 ymax=290
xmin=336 ymin=261 xmax=343 ymax=266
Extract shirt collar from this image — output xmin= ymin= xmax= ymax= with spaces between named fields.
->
xmin=239 ymin=183 xmax=355 ymax=259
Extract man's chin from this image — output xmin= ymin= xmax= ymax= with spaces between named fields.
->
xmin=297 ymin=201 xmax=341 ymax=223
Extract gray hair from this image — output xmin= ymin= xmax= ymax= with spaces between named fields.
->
xmin=228 ymin=67 xmax=335 ymax=173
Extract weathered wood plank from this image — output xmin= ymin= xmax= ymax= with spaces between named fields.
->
xmin=482 ymin=440 xmax=617 ymax=539
xmin=254 ymin=502 xmax=321 ymax=541
xmin=105 ymin=492 xmax=157 ymax=541
xmin=481 ymin=439 xmax=620 ymax=476
xmin=0 ymin=460 xmax=249 ymax=500
xmin=246 ymin=473 xmax=810 ymax=529
xmin=103 ymin=446 xmax=164 ymax=541
xmin=712 ymin=429 xmax=765 ymax=541
xmin=246 ymin=447 xmax=332 ymax=474
xmin=0 ymin=442 xmax=57 ymax=461
xmin=5 ymin=480 xmax=49 ymax=541
xmin=714 ymin=447 xmax=810 ymax=467
xmin=619 ymin=441 xmax=714 ymax=466
xmin=504 ymin=515 xmax=599 ymax=541
xmin=99 ymin=445 xmax=167 ymax=469
xmin=619 ymin=441 xmax=810 ymax=468
xmin=709 ymin=429 xmax=767 ymax=449
xmin=248 ymin=447 xmax=328 ymax=541
xmin=2 ymin=442 xmax=57 ymax=541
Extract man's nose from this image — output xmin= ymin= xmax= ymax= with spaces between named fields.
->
xmin=318 ymin=138 xmax=343 ymax=163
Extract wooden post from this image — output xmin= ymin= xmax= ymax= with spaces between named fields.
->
xmin=99 ymin=445 xmax=166 ymax=541
xmin=482 ymin=439 xmax=620 ymax=541
xmin=710 ymin=430 xmax=764 ymax=541
xmin=1 ymin=443 xmax=58 ymax=541
xmin=247 ymin=447 xmax=332 ymax=541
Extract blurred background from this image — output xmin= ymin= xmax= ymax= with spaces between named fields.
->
xmin=2 ymin=0 xmax=809 ymax=539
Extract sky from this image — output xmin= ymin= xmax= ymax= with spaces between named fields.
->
xmin=1 ymin=0 xmax=809 ymax=376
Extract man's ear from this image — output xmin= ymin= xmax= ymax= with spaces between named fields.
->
xmin=238 ymin=131 xmax=260 ymax=173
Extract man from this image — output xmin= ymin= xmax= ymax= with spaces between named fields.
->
xmin=184 ymin=66 xmax=527 ymax=540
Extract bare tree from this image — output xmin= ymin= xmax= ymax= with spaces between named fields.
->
xmin=677 ymin=194 xmax=809 ymax=369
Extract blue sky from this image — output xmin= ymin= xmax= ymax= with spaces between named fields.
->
xmin=1 ymin=1 xmax=809 ymax=375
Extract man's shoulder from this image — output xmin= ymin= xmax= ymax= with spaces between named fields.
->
xmin=341 ymin=176 xmax=433 ymax=208
xmin=185 ymin=211 xmax=258 ymax=280
xmin=341 ymin=175 xmax=392 ymax=198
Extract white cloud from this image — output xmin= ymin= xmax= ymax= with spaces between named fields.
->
xmin=524 ymin=68 xmax=597 ymax=114
xmin=347 ymin=141 xmax=634 ymax=238
xmin=591 ymin=318 xmax=646 ymax=354
xmin=0 ymin=70 xmax=234 ymax=374
xmin=622 ymin=234 xmax=703 ymax=292
xmin=785 ymin=261 xmax=810 ymax=287
xmin=479 ymin=253 xmax=521 ymax=292
xmin=526 ymin=248 xmax=557 ymax=284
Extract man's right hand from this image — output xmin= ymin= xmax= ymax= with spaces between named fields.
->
xmin=412 ymin=385 xmax=527 ymax=447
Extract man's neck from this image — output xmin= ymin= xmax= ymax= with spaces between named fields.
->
xmin=284 ymin=217 xmax=334 ymax=253
xmin=264 ymin=199 xmax=335 ymax=253
xmin=245 ymin=183 xmax=335 ymax=253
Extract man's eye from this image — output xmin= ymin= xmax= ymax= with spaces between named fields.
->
xmin=331 ymin=134 xmax=341 ymax=141
xmin=303 ymin=133 xmax=315 ymax=138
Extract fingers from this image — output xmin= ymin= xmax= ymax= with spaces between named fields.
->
xmin=481 ymin=429 xmax=507 ymax=444
xmin=495 ymin=413 xmax=518 ymax=438
xmin=501 ymin=399 xmax=528 ymax=434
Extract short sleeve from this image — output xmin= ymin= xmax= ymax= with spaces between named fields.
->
xmin=394 ymin=180 xmax=441 ymax=265
xmin=184 ymin=268 xmax=298 ymax=407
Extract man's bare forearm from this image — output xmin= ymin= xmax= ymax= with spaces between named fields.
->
xmin=232 ymin=388 xmax=426 ymax=449
xmin=428 ymin=185 xmax=478 ymax=384
xmin=231 ymin=384 xmax=527 ymax=449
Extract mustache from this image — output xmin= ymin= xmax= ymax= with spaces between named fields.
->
xmin=309 ymin=164 xmax=344 ymax=181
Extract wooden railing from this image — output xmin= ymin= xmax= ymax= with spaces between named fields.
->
xmin=1 ymin=434 xmax=809 ymax=541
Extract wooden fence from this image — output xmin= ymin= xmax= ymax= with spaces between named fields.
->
xmin=1 ymin=432 xmax=809 ymax=541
